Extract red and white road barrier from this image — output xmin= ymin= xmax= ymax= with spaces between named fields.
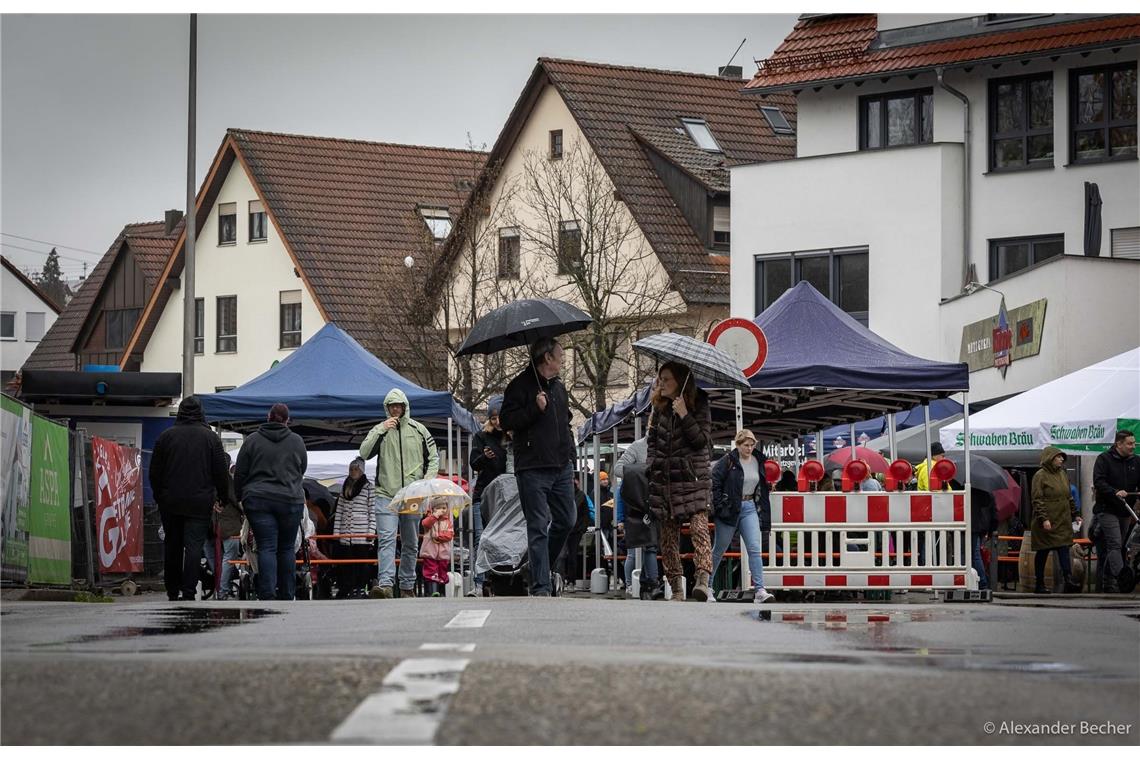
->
xmin=748 ymin=491 xmax=975 ymax=591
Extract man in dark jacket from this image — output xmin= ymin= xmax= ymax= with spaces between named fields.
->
xmin=234 ymin=403 xmax=308 ymax=600
xmin=499 ymin=336 xmax=575 ymax=597
xmin=468 ymin=396 xmax=507 ymax=596
xmin=149 ymin=395 xmax=230 ymax=602
xmin=1092 ymin=429 xmax=1138 ymax=592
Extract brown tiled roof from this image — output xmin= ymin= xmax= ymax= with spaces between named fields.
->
xmin=1 ymin=256 xmax=62 ymax=314
xmin=128 ymin=130 xmax=486 ymax=377
xmin=746 ymin=14 xmax=1140 ymax=92
xmin=21 ymin=221 xmax=178 ymax=371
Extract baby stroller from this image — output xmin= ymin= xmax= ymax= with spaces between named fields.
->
xmin=475 ymin=475 xmax=531 ymax=596
xmin=237 ymin=508 xmax=316 ymax=600
xmin=1107 ymin=497 xmax=1140 ymax=594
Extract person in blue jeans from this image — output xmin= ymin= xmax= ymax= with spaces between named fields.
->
xmin=234 ymin=403 xmax=307 ymax=601
xmin=499 ymin=337 xmax=576 ymax=597
xmin=469 ymin=396 xmax=507 ymax=596
xmin=710 ymin=429 xmax=774 ymax=604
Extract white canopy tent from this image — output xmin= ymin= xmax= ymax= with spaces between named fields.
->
xmin=941 ymin=347 xmax=1140 ymax=453
xmin=228 ymin=448 xmax=375 ymax=483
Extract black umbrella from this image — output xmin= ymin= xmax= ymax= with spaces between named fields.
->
xmin=303 ymin=478 xmax=335 ymax=514
xmin=455 ymin=299 xmax=592 ymax=357
xmin=1084 ymin=181 xmax=1102 ymax=257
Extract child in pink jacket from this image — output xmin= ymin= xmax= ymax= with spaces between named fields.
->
xmin=420 ymin=497 xmax=454 ymax=597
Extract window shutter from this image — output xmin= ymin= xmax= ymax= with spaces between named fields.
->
xmin=249 ymin=200 xmax=264 ymax=214
xmin=219 ymin=202 xmax=236 ymax=215
xmin=1111 ymin=227 xmax=1140 ymax=260
xmin=280 ymin=290 xmax=301 ymax=305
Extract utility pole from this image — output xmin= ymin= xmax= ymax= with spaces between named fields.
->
xmin=182 ymin=13 xmax=197 ymax=397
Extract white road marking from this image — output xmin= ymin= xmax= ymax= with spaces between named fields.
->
xmin=419 ymin=643 xmax=477 ymax=652
xmin=444 ymin=609 xmax=490 ymax=629
xmin=329 ymin=658 xmax=470 ymax=745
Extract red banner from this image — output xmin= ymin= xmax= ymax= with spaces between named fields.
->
xmin=92 ymin=437 xmax=143 ymax=574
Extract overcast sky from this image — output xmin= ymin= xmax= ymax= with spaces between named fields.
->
xmin=0 ymin=13 xmax=796 ymax=281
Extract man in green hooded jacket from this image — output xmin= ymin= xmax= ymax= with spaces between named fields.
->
xmin=359 ymin=388 xmax=440 ymax=598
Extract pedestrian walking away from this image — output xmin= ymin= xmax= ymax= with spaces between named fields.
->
xmin=1031 ymin=446 xmax=1081 ymax=594
xmin=234 ymin=403 xmax=308 ymax=601
xmin=359 ymin=388 xmax=440 ymax=599
xmin=499 ymin=336 xmax=576 ymax=597
xmin=710 ymin=429 xmax=774 ymax=603
xmin=420 ymin=496 xmax=455 ymax=597
xmin=646 ymin=361 xmax=714 ymax=602
xmin=469 ymin=395 xmax=507 ymax=596
xmin=333 ymin=457 xmax=376 ymax=598
xmin=1091 ymin=429 xmax=1139 ymax=592
xmin=148 ymin=395 xmax=231 ymax=602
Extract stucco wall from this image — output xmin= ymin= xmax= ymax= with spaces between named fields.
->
xmin=2 ymin=266 xmax=59 ymax=373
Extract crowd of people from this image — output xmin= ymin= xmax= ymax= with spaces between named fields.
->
xmin=147 ymin=337 xmax=1138 ymax=602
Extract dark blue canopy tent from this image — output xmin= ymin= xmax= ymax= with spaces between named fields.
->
xmin=577 ymin=282 xmax=968 ymax=444
xmin=198 ymin=322 xmax=477 ymax=447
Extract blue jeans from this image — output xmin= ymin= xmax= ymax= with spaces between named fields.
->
xmin=972 ymin=534 xmax=989 ymax=590
xmin=515 ymin=464 xmax=576 ymax=596
xmin=624 ymin=547 xmax=659 ymax=588
xmin=376 ymin=498 xmax=421 ymax=591
xmin=244 ymin=497 xmax=303 ymax=601
xmin=203 ymin=537 xmax=242 ymax=599
xmin=471 ymin=499 xmax=485 ymax=586
xmin=711 ymin=500 xmax=765 ymax=589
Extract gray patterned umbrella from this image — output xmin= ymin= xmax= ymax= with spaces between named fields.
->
xmin=632 ymin=333 xmax=750 ymax=391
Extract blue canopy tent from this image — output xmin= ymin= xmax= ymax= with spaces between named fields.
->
xmin=577 ymin=282 xmax=968 ymax=445
xmin=198 ymin=322 xmax=478 ymax=447
xmin=814 ymin=398 xmax=963 ymax=454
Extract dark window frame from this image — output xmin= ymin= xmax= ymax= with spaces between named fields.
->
xmin=858 ymin=88 xmax=934 ymax=151
xmin=710 ymin=203 xmax=730 ymax=249
xmin=753 ymin=248 xmax=869 ymax=325
xmin=988 ymin=234 xmax=1065 ymax=281
xmin=549 ymin=129 xmax=563 ymax=160
xmin=193 ymin=297 xmax=204 ymax=355
xmin=216 ymin=295 xmax=237 ymax=353
xmin=248 ymin=201 xmax=267 ymax=242
xmin=988 ymin=72 xmax=1054 ymax=171
xmin=1069 ymin=62 xmax=1138 ymax=165
xmin=279 ymin=300 xmax=301 ymax=349
xmin=497 ymin=227 xmax=520 ymax=280
xmin=760 ymin=105 xmax=795 ymax=135
xmin=218 ymin=203 xmax=237 ymax=246
xmin=557 ymin=220 xmax=581 ymax=276
xmin=104 ymin=307 xmax=141 ymax=350
xmin=0 ymin=311 xmax=15 ymax=340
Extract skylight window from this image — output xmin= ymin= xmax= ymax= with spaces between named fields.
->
xmin=419 ymin=207 xmax=452 ymax=240
xmin=681 ymin=118 xmax=722 ymax=152
xmin=760 ymin=106 xmax=795 ymax=135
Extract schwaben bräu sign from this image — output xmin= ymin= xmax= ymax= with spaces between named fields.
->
xmin=959 ymin=298 xmax=1047 ymax=374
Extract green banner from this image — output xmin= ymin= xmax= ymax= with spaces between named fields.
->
xmin=28 ymin=415 xmax=71 ymax=584
xmin=1 ymin=394 xmax=32 ymax=583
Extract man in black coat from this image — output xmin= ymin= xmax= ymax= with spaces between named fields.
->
xmin=1092 ymin=429 xmax=1139 ymax=592
xmin=149 ymin=395 xmax=231 ymax=601
xmin=499 ymin=336 xmax=576 ymax=597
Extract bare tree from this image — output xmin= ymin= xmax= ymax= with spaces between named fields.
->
xmin=514 ymin=139 xmax=679 ymax=416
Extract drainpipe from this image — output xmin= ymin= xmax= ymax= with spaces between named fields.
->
xmin=937 ymin=67 xmax=971 ymax=291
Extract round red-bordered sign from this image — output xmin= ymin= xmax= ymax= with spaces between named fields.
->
xmin=707 ymin=318 xmax=768 ymax=378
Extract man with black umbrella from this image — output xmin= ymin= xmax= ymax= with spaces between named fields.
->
xmin=499 ymin=336 xmax=576 ymax=597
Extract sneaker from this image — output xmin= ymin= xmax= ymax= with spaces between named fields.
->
xmin=369 ymin=586 xmax=394 ymax=600
xmin=753 ymin=588 xmax=775 ymax=604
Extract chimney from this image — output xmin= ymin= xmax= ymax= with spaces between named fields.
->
xmin=164 ymin=209 xmax=184 ymax=237
xmin=718 ymin=65 xmax=743 ymax=80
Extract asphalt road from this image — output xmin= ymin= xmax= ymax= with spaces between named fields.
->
xmin=2 ymin=593 xmax=1137 ymax=745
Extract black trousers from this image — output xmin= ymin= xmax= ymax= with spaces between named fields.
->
xmin=160 ymin=512 xmax=211 ymax=600
xmin=336 ymin=544 xmax=374 ymax=594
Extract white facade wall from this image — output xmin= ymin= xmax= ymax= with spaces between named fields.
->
xmin=1 ymin=266 xmax=58 ymax=373
xmin=141 ymin=161 xmax=323 ymax=394
xmin=730 ymin=143 xmax=964 ymax=354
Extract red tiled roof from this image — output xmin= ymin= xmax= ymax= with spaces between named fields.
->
xmin=21 ymin=221 xmax=178 ymax=371
xmin=131 ymin=130 xmax=486 ymax=378
xmin=746 ymin=14 xmax=1140 ymax=92
xmin=1 ymin=255 xmax=62 ymax=314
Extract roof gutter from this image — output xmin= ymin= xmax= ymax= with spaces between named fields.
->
xmin=937 ymin=67 xmax=972 ymax=293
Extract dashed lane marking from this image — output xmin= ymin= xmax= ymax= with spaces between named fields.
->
xmin=445 ymin=609 xmax=490 ymax=629
xmin=419 ymin=643 xmax=477 ymax=652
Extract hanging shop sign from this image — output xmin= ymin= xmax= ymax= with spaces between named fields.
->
xmin=959 ymin=298 xmax=1047 ymax=374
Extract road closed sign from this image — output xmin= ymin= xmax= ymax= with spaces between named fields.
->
xmin=708 ymin=318 xmax=768 ymax=378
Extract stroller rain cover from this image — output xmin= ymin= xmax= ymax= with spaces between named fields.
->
xmin=475 ymin=474 xmax=528 ymax=575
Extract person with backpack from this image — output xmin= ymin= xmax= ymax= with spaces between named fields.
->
xmin=359 ymin=388 xmax=440 ymax=599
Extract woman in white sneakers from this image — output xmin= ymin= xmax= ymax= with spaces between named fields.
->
xmin=710 ymin=429 xmax=774 ymax=604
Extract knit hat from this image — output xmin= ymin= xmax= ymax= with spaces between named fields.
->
xmin=176 ymin=395 xmax=205 ymax=423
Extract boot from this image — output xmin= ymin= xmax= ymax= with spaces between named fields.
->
xmin=668 ymin=576 xmax=685 ymax=602
xmin=640 ymin=577 xmax=662 ymax=601
xmin=1063 ymin=575 xmax=1081 ymax=594
xmin=691 ymin=571 xmax=711 ymax=602
xmin=1033 ymin=579 xmax=1051 ymax=594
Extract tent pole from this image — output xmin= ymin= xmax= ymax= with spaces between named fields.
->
xmin=633 ymin=415 xmax=642 ymax=441
xmin=849 ymin=423 xmax=857 ymax=464
xmin=888 ymin=413 xmax=898 ymax=462
xmin=735 ymin=389 xmax=743 ymax=434
xmin=793 ymin=435 xmax=801 ymax=471
xmin=593 ymin=433 xmax=602 ymax=581
xmin=613 ymin=428 xmax=620 ymax=590
xmin=923 ymin=403 xmax=933 ymax=484
xmin=816 ymin=430 xmax=824 ymax=464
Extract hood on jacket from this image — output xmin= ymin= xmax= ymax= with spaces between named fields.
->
xmin=486 ymin=395 xmax=503 ymax=416
xmin=384 ymin=388 xmax=411 ymax=418
xmin=1040 ymin=446 xmax=1066 ymax=470
xmin=258 ymin=421 xmax=292 ymax=442
xmin=176 ymin=395 xmax=206 ymax=424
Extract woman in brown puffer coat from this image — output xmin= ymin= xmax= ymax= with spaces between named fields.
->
xmin=1031 ymin=446 xmax=1080 ymax=594
xmin=646 ymin=361 xmax=713 ymax=602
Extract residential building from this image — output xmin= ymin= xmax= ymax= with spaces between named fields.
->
xmin=1 ymin=256 xmax=62 ymax=383
xmin=428 ymin=58 xmax=796 ymax=415
xmin=125 ymin=129 xmax=486 ymax=395
xmin=731 ymin=13 xmax=1140 ymax=404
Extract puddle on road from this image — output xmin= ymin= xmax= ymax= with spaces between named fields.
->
xmin=32 ymin=607 xmax=280 ymax=646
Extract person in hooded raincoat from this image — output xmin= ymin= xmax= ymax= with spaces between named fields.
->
xmin=1031 ymin=446 xmax=1080 ymax=594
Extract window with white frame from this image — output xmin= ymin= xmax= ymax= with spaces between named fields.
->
xmin=419 ymin=207 xmax=452 ymax=240
xmin=218 ymin=203 xmax=237 ymax=245
xmin=26 ymin=312 xmax=45 ymax=342
xmin=681 ymin=118 xmax=722 ymax=152
xmin=249 ymin=200 xmax=267 ymax=242
xmin=193 ymin=298 xmax=204 ymax=354
xmin=216 ymin=295 xmax=237 ymax=353
xmin=279 ymin=290 xmax=301 ymax=349
xmin=558 ymin=220 xmax=581 ymax=275
xmin=712 ymin=205 xmax=730 ymax=248
xmin=498 ymin=227 xmax=520 ymax=279
xmin=760 ymin=106 xmax=795 ymax=135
